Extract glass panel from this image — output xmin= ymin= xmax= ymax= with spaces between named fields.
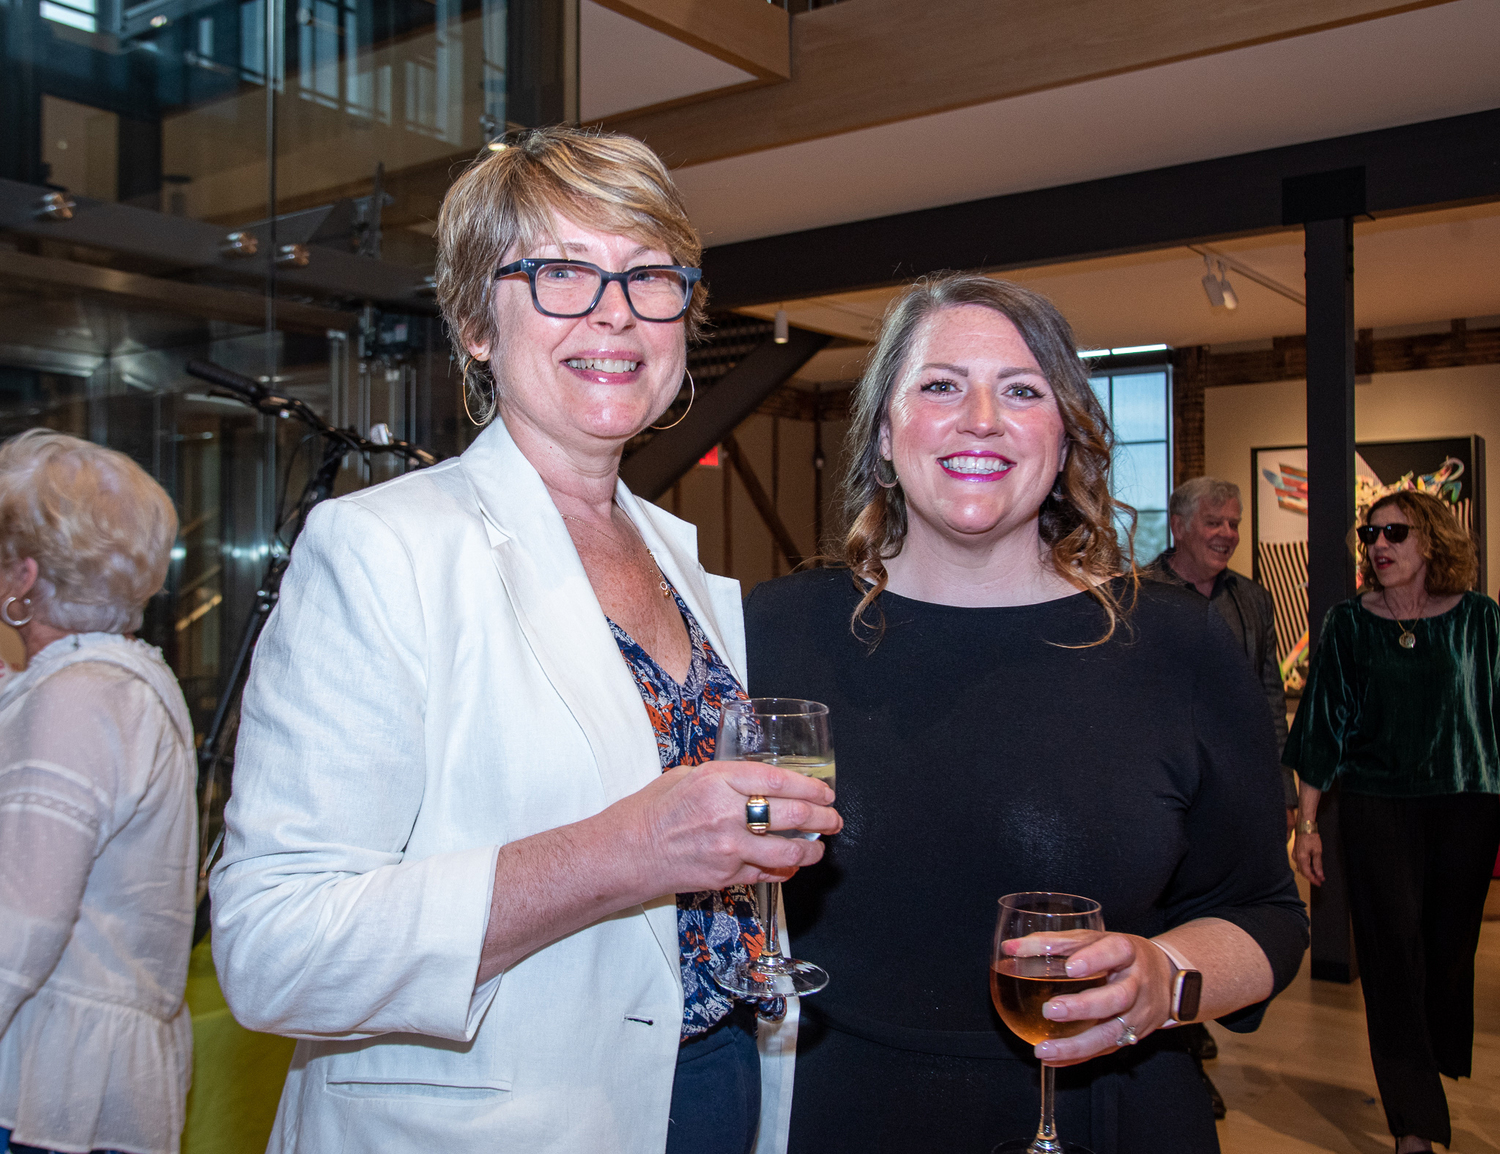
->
xmin=1132 ymin=510 xmax=1169 ymax=566
xmin=1112 ymin=440 xmax=1168 ymax=513
xmin=1109 ymin=372 xmax=1167 ymax=442
xmin=1090 ymin=375 xmax=1110 ymax=414
xmin=0 ymin=0 xmax=577 ymax=754
xmin=41 ymin=0 xmax=97 ymax=32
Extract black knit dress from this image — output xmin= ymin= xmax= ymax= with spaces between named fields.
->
xmin=744 ymin=570 xmax=1308 ymax=1154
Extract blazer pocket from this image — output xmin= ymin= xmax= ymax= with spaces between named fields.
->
xmin=323 ymin=1076 xmax=515 ymax=1154
xmin=325 ymin=1076 xmax=512 ymax=1101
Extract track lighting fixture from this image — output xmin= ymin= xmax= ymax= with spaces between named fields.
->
xmin=1201 ymin=257 xmax=1238 ymax=311
xmin=1201 ymin=256 xmax=1225 ymax=309
xmin=774 ymin=308 xmax=789 ymax=344
xmin=1218 ymin=262 xmax=1238 ymax=310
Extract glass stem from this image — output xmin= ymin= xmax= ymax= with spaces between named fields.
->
xmin=759 ymin=881 xmax=786 ymax=964
xmin=1028 ymin=1064 xmax=1063 ymax=1154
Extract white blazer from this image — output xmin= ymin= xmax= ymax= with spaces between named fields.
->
xmin=211 ymin=417 xmax=797 ymax=1153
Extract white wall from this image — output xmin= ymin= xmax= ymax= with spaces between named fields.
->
xmin=1204 ymin=362 xmax=1500 ymax=588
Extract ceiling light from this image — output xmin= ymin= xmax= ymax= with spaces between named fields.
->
xmin=486 ymin=140 xmax=507 ymax=153
xmin=1188 ymin=244 xmax=1305 ymax=307
xmin=1109 ymin=344 xmax=1170 ymax=355
xmin=1217 ymin=261 xmax=1239 ymax=311
xmin=1201 ymin=256 xmax=1225 ymax=309
xmin=773 ymin=308 xmax=789 ymax=344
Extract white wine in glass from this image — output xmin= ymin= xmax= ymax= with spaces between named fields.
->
xmin=713 ymin=698 xmax=832 ymax=996
xmin=991 ymin=892 xmax=1105 ymax=1154
xmin=743 ymin=753 xmax=835 ymax=840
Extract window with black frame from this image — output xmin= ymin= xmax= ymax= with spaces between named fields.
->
xmin=1090 ymin=366 xmax=1173 ymax=565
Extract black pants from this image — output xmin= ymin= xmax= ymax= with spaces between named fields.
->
xmin=1340 ymin=791 xmax=1500 ymax=1146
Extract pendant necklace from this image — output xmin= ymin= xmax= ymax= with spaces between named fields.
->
xmin=561 ymin=508 xmax=672 ymax=598
xmin=1382 ymin=587 xmax=1427 ymax=649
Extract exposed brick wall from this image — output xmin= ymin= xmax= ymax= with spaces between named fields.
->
xmin=1172 ymin=346 xmax=1207 ymax=486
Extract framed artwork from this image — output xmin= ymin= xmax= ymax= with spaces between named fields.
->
xmin=1251 ymin=436 xmax=1486 ymax=692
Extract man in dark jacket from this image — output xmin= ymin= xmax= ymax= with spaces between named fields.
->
xmin=1144 ymin=476 xmax=1292 ymax=795
xmin=1143 ymin=475 xmax=1295 ymax=1119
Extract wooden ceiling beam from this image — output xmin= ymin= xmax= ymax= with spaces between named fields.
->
xmin=607 ymin=0 xmax=1458 ymax=168
xmin=589 ymin=0 xmax=790 ymax=81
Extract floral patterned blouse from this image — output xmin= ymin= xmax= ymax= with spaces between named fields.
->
xmin=606 ymin=585 xmax=784 ymax=1039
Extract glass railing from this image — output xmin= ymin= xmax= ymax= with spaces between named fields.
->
xmin=0 ymin=0 xmax=578 ymax=736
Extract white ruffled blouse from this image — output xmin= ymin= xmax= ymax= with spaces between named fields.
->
xmin=0 ymin=633 xmax=197 ymax=1154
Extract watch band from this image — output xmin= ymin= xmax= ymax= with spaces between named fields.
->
xmin=1149 ymin=938 xmax=1203 ymax=1027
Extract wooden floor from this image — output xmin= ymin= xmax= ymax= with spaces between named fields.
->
xmin=1211 ymin=879 xmax=1500 ymax=1154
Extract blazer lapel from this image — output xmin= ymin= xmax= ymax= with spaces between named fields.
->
xmin=458 ymin=421 xmax=681 ymax=978
xmin=460 ymin=420 xmax=662 ymax=807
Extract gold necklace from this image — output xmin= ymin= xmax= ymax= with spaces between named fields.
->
xmin=1382 ymin=587 xmax=1427 ymax=649
xmin=560 ymin=510 xmax=672 ymax=599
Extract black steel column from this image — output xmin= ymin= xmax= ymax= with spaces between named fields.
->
xmin=1305 ymin=215 xmax=1356 ymax=639
xmin=1286 ymin=169 xmax=1363 ymax=984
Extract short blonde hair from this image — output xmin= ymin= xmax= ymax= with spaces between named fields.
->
xmin=0 ymin=429 xmax=178 ymax=633
xmin=436 ymin=126 xmax=705 ymax=424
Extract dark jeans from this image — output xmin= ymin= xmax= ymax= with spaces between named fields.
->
xmin=667 ymin=1004 xmax=762 ymax=1154
xmin=1340 ymin=791 xmax=1500 ymax=1146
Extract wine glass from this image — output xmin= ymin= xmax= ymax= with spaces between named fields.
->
xmin=712 ymin=698 xmax=834 ymax=998
xmin=991 ymin=892 xmax=1106 ymax=1154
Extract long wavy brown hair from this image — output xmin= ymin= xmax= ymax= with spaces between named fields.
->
xmin=840 ymin=273 xmax=1137 ymax=644
xmin=1358 ymin=489 xmax=1478 ymax=595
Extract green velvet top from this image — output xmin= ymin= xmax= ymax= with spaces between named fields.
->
xmin=1284 ymin=591 xmax=1500 ymax=797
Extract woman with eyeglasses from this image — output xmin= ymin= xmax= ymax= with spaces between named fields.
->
xmin=1286 ymin=489 xmax=1500 ymax=1154
xmin=210 ymin=126 xmax=839 ymax=1154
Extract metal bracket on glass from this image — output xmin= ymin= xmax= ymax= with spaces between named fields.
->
xmin=33 ymin=192 xmax=76 ymax=222
xmin=220 ymin=231 xmax=258 ymax=258
xmin=275 ymin=244 xmax=311 ymax=268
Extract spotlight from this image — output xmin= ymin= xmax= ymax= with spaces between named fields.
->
xmin=774 ymin=308 xmax=789 ymax=344
xmin=1217 ymin=262 xmax=1239 ymax=311
xmin=1201 ymin=256 xmax=1225 ymax=309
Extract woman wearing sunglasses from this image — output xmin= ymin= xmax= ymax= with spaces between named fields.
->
xmin=1285 ymin=489 xmax=1499 ymax=1154
xmin=210 ymin=126 xmax=838 ymax=1154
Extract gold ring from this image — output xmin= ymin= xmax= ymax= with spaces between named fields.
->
xmin=746 ymin=795 xmax=771 ymax=834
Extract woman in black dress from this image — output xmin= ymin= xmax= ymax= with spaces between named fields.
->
xmin=745 ymin=274 xmax=1308 ymax=1153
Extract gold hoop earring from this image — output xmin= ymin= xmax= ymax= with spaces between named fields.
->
xmin=875 ymin=457 xmax=899 ymax=489
xmin=461 ymin=360 xmax=491 ymax=426
xmin=2 ymin=596 xmax=33 ymax=627
xmin=650 ymin=371 xmax=695 ymax=431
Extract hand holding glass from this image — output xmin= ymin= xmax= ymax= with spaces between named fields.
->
xmin=713 ymin=698 xmax=834 ymax=998
xmin=991 ymin=892 xmax=1106 ymax=1154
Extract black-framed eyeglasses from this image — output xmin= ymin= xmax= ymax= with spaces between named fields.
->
xmin=493 ymin=259 xmax=701 ymax=322
xmin=1357 ymin=522 xmax=1412 ymax=544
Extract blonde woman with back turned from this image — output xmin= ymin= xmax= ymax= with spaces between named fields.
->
xmin=0 ymin=429 xmax=194 ymax=1154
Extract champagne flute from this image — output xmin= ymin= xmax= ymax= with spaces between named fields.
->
xmin=712 ymin=698 xmax=834 ymax=997
xmin=991 ymin=892 xmax=1106 ymax=1154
